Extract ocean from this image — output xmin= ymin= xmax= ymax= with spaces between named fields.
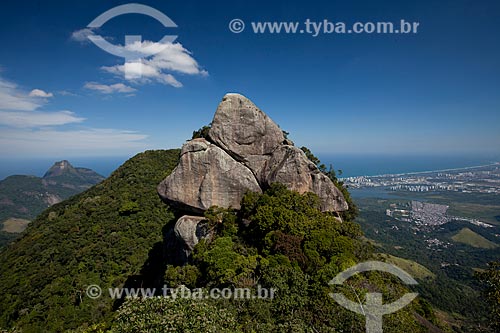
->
xmin=0 ymin=153 xmax=499 ymax=181
xmin=317 ymin=153 xmax=500 ymax=178
xmin=0 ymin=156 xmax=129 ymax=180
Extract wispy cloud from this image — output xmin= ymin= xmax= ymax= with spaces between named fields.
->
xmin=56 ymin=90 xmax=78 ymax=96
xmin=0 ymin=76 xmax=81 ymax=127
xmin=0 ymin=78 xmax=42 ymax=111
xmin=0 ymin=128 xmax=148 ymax=156
xmin=0 ymin=73 xmax=148 ymax=155
xmin=0 ymin=110 xmax=84 ymax=128
xmin=29 ymin=89 xmax=54 ymax=98
xmin=70 ymin=28 xmax=96 ymax=44
xmin=84 ymin=82 xmax=136 ymax=94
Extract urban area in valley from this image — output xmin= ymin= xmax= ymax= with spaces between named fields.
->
xmin=342 ymin=162 xmax=500 ymax=194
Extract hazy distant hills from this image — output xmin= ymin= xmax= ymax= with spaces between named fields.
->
xmin=0 ymin=160 xmax=104 ymax=246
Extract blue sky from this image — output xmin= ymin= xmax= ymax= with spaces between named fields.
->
xmin=0 ymin=0 xmax=499 ymax=162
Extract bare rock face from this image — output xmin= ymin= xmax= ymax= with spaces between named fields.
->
xmin=157 ymin=138 xmax=262 ymax=213
xmin=174 ymin=215 xmax=211 ymax=258
xmin=158 ymin=93 xmax=348 ymax=216
xmin=263 ymin=145 xmax=349 ymax=212
xmin=263 ymin=145 xmax=316 ymax=193
xmin=208 ymin=93 xmax=285 ymax=161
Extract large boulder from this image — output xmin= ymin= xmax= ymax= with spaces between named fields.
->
xmin=174 ymin=215 xmax=211 ymax=258
xmin=157 ymin=138 xmax=261 ymax=213
xmin=264 ymin=145 xmax=349 ymax=212
xmin=208 ymin=93 xmax=285 ymax=161
xmin=158 ymin=93 xmax=348 ymax=215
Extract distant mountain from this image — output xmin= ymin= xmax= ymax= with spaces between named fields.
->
xmin=0 ymin=149 xmax=181 ymax=331
xmin=0 ymin=160 xmax=104 ymax=246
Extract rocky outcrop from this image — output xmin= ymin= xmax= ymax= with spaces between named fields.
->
xmin=208 ymin=93 xmax=285 ymax=161
xmin=263 ymin=145 xmax=348 ymax=212
xmin=158 ymin=93 xmax=349 ymax=260
xmin=157 ymin=138 xmax=261 ymax=213
xmin=158 ymin=93 xmax=348 ymax=214
xmin=174 ymin=215 xmax=211 ymax=258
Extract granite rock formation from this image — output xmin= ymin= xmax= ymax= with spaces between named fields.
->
xmin=158 ymin=93 xmax=348 ymax=258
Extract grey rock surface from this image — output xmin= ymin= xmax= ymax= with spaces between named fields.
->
xmin=174 ymin=215 xmax=210 ymax=257
xmin=158 ymin=138 xmax=261 ymax=213
xmin=263 ymin=145 xmax=349 ymax=212
xmin=158 ymin=93 xmax=348 ymax=214
xmin=208 ymin=93 xmax=285 ymax=161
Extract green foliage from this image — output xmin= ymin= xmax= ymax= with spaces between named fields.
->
xmin=118 ymin=201 xmax=140 ymax=216
xmin=204 ymin=206 xmax=238 ymax=237
xmin=0 ymin=163 xmax=104 ymax=249
xmin=0 ymin=150 xmax=180 ymax=332
xmin=300 ymin=146 xmax=359 ymax=220
xmin=476 ymin=260 xmax=500 ymax=330
xmin=158 ymin=184 xmax=434 ymax=332
xmin=164 ymin=265 xmax=200 ymax=288
xmin=240 ymin=184 xmax=363 ymax=270
xmin=193 ymin=237 xmax=260 ymax=286
xmin=452 ymin=227 xmax=498 ymax=249
xmin=111 ymin=296 xmax=240 ymax=332
xmin=300 ymin=146 xmax=321 ymax=166
xmin=191 ymin=124 xmax=211 ymax=140
xmin=414 ymin=298 xmax=438 ymax=325
xmin=355 ymin=196 xmax=497 ymax=331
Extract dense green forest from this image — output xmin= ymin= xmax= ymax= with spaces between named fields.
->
xmin=0 ymin=162 xmax=104 ymax=249
xmin=0 ymin=149 xmax=444 ymax=332
xmin=110 ymin=183 xmax=439 ymax=332
xmin=0 ymin=150 xmax=180 ymax=332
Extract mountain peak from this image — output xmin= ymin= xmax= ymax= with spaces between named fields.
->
xmin=43 ymin=160 xmax=76 ymax=178
xmin=158 ymin=94 xmax=348 ymax=215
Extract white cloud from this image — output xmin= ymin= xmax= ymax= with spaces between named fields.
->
xmin=0 ymin=73 xmax=149 ymax=156
xmin=102 ymin=62 xmax=183 ymax=87
xmin=84 ymin=82 xmax=136 ymax=94
xmin=0 ymin=110 xmax=84 ymax=128
xmin=0 ymin=78 xmax=84 ymax=127
xmin=0 ymin=77 xmax=147 ymax=156
xmin=70 ymin=25 xmax=207 ymax=87
xmin=0 ymin=75 xmax=82 ymax=128
xmin=99 ymin=41 xmax=206 ymax=87
xmin=29 ymin=89 xmax=54 ymax=98
xmin=70 ymin=28 xmax=96 ymax=44
xmin=126 ymin=41 xmax=208 ymax=76
xmin=0 ymin=78 xmax=42 ymax=111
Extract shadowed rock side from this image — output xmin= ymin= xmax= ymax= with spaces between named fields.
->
xmin=158 ymin=93 xmax=348 ymax=256
xmin=174 ymin=215 xmax=212 ymax=261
